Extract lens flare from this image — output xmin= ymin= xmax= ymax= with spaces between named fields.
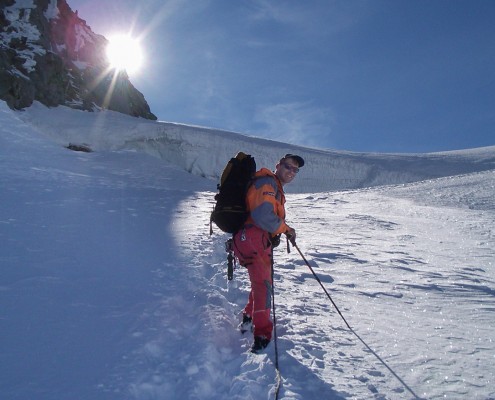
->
xmin=106 ymin=34 xmax=143 ymax=74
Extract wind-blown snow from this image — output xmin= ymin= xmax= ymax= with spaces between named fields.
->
xmin=0 ymin=102 xmax=494 ymax=399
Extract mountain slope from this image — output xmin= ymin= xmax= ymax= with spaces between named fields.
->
xmin=0 ymin=103 xmax=494 ymax=399
xmin=0 ymin=0 xmax=155 ymax=119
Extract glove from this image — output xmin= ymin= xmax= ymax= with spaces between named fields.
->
xmin=270 ymin=234 xmax=281 ymax=248
xmin=285 ymin=227 xmax=296 ymax=245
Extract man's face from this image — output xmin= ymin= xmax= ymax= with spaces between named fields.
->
xmin=275 ymin=158 xmax=300 ymax=185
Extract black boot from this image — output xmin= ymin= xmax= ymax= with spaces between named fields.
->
xmin=239 ymin=314 xmax=253 ymax=334
xmin=251 ymin=336 xmax=270 ymax=353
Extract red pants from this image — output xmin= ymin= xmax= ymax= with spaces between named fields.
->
xmin=233 ymin=225 xmax=273 ymax=340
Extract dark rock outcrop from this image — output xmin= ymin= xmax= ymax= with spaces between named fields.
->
xmin=0 ymin=0 xmax=156 ymax=119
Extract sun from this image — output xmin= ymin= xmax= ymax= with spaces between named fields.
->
xmin=106 ymin=34 xmax=143 ymax=75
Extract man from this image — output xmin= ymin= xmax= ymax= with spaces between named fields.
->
xmin=233 ymin=154 xmax=304 ymax=353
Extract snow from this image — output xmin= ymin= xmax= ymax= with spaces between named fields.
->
xmin=1 ymin=1 xmax=99 ymax=74
xmin=1 ymin=0 xmax=46 ymax=73
xmin=15 ymin=103 xmax=495 ymax=194
xmin=0 ymin=101 xmax=494 ymax=399
xmin=43 ymin=0 xmax=59 ymax=20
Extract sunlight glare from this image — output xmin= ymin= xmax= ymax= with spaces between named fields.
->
xmin=106 ymin=34 xmax=143 ymax=74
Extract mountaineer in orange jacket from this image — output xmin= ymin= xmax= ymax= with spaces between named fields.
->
xmin=233 ymin=154 xmax=304 ymax=353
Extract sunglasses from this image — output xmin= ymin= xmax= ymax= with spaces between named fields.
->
xmin=282 ymin=162 xmax=300 ymax=174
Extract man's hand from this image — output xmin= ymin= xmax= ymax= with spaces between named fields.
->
xmin=285 ymin=227 xmax=297 ymax=245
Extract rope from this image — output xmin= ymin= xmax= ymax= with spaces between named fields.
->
xmin=271 ymin=252 xmax=282 ymax=399
xmin=292 ymin=242 xmax=421 ymax=400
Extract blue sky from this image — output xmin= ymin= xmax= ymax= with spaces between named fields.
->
xmin=68 ymin=0 xmax=495 ymax=153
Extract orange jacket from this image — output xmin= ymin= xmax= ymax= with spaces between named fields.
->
xmin=245 ymin=168 xmax=289 ymax=235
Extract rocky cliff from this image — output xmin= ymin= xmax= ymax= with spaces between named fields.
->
xmin=0 ymin=0 xmax=156 ymax=119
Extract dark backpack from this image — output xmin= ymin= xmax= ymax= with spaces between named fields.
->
xmin=210 ymin=152 xmax=256 ymax=234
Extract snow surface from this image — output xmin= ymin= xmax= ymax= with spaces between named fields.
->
xmin=0 ymin=102 xmax=494 ymax=400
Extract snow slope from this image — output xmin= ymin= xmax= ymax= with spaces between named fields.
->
xmin=16 ymin=102 xmax=495 ymax=193
xmin=1 ymin=102 xmax=494 ymax=399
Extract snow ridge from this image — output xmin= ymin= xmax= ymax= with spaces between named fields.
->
xmin=16 ymin=102 xmax=495 ymax=193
